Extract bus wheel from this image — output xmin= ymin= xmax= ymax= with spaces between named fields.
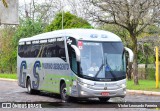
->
xmin=98 ymin=97 xmax=110 ymax=102
xmin=26 ymin=78 xmax=34 ymax=94
xmin=60 ymin=83 xmax=70 ymax=102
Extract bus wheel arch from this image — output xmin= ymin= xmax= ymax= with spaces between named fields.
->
xmin=26 ymin=76 xmax=39 ymax=94
xmin=26 ymin=76 xmax=32 ymax=94
xmin=60 ymin=80 xmax=70 ymax=102
xmin=26 ymin=76 xmax=30 ymax=87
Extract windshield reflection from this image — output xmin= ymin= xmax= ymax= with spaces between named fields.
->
xmin=80 ymin=42 xmax=103 ymax=77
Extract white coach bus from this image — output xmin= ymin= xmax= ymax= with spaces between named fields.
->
xmin=17 ymin=29 xmax=133 ymax=102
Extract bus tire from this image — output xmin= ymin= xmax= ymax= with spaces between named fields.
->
xmin=60 ymin=83 xmax=70 ymax=102
xmin=98 ymin=97 xmax=110 ymax=102
xmin=26 ymin=78 xmax=34 ymax=94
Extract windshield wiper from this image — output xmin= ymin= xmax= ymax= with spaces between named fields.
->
xmin=94 ymin=63 xmax=104 ymax=79
xmin=105 ymin=59 xmax=117 ymax=80
xmin=101 ymin=53 xmax=117 ymax=80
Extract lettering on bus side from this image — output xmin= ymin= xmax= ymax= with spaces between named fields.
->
xmin=32 ymin=61 xmax=41 ymax=89
xmin=42 ymin=63 xmax=69 ymax=70
xmin=19 ymin=61 xmax=27 ymax=87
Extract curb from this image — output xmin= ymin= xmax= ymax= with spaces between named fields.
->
xmin=127 ymin=90 xmax=160 ymax=96
xmin=0 ymin=78 xmax=17 ymax=82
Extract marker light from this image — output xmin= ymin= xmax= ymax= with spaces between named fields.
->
xmin=101 ymin=34 xmax=108 ymax=38
xmin=78 ymin=41 xmax=83 ymax=49
xmin=90 ymin=34 xmax=98 ymax=38
xmin=80 ymin=91 xmax=87 ymax=95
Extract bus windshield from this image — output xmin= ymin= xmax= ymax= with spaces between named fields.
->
xmin=79 ymin=41 xmax=126 ymax=81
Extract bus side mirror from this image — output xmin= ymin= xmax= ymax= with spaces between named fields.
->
xmin=125 ymin=47 xmax=134 ymax=62
xmin=71 ymin=45 xmax=81 ymax=62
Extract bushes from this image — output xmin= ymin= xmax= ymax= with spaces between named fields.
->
xmin=138 ymin=67 xmax=155 ymax=80
xmin=147 ymin=68 xmax=156 ymax=80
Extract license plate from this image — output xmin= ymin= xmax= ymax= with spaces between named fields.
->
xmin=101 ymin=92 xmax=109 ymax=96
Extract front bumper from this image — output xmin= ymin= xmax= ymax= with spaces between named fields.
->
xmin=77 ymin=83 xmax=126 ymax=98
xmin=70 ymin=80 xmax=126 ymax=98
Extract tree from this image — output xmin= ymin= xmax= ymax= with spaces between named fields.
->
xmin=66 ymin=0 xmax=87 ymax=18
xmin=83 ymin=0 xmax=160 ymax=85
xmin=45 ymin=12 xmax=93 ymax=32
xmin=2 ymin=0 xmax=8 ymax=7
xmin=13 ymin=18 xmax=46 ymax=48
xmin=20 ymin=0 xmax=62 ymax=23
xmin=0 ymin=26 xmax=16 ymax=73
xmin=145 ymin=25 xmax=160 ymax=35
xmin=138 ymin=43 xmax=154 ymax=79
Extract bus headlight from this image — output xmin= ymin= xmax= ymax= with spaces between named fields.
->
xmin=80 ymin=91 xmax=88 ymax=95
xmin=83 ymin=83 xmax=88 ymax=87
xmin=78 ymin=81 xmax=89 ymax=87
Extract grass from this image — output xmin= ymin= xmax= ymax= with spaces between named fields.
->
xmin=127 ymin=80 xmax=160 ymax=92
xmin=0 ymin=73 xmax=17 ymax=79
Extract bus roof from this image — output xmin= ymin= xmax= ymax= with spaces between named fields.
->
xmin=19 ymin=29 xmax=122 ymax=43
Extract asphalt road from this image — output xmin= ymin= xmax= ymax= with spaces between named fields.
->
xmin=0 ymin=80 xmax=159 ymax=111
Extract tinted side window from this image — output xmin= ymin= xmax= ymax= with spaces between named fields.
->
xmin=18 ymin=37 xmax=67 ymax=60
xmin=48 ymin=43 xmax=57 ymax=57
xmin=41 ymin=43 xmax=57 ymax=57
xmin=45 ymin=44 xmax=56 ymax=57
xmin=31 ymin=45 xmax=41 ymax=57
xmin=23 ymin=45 xmax=32 ymax=57
xmin=57 ymin=37 xmax=66 ymax=61
xmin=18 ymin=45 xmax=24 ymax=57
xmin=41 ymin=44 xmax=47 ymax=57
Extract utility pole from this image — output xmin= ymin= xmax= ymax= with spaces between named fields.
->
xmin=155 ymin=46 xmax=159 ymax=88
xmin=61 ymin=0 xmax=64 ymax=29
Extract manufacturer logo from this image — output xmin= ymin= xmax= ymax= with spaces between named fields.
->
xmin=104 ymin=87 xmax=107 ymax=90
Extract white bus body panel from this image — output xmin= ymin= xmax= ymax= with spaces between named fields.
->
xmin=19 ymin=29 xmax=122 ymax=43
